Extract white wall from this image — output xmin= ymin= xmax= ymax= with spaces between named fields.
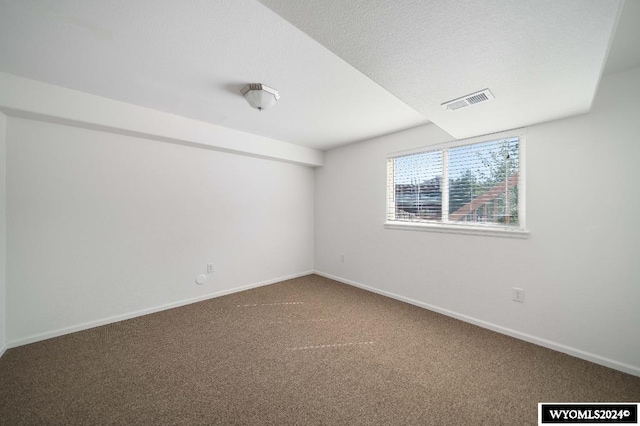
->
xmin=6 ymin=117 xmax=314 ymax=345
xmin=0 ymin=112 xmax=6 ymax=356
xmin=315 ymin=67 xmax=640 ymax=375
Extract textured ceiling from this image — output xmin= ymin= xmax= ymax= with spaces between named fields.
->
xmin=0 ymin=0 xmax=425 ymax=150
xmin=0 ymin=0 xmax=634 ymax=150
xmin=603 ymin=0 xmax=640 ymax=76
xmin=259 ymin=0 xmax=623 ymax=140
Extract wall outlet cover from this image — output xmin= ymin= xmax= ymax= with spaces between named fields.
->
xmin=512 ymin=287 xmax=524 ymax=303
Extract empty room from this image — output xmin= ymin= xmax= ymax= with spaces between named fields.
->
xmin=1 ymin=1 xmax=639 ymax=425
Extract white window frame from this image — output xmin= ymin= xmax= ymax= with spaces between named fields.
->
xmin=385 ymin=129 xmax=529 ymax=238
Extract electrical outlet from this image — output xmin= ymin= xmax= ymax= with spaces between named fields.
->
xmin=512 ymin=287 xmax=524 ymax=303
xmin=207 ymin=263 xmax=214 ymax=273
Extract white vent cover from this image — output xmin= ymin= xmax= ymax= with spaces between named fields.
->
xmin=441 ymin=89 xmax=494 ymax=111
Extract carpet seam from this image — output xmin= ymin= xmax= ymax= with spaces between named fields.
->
xmin=6 ymin=270 xmax=315 ymax=349
xmin=313 ymin=270 xmax=640 ymax=377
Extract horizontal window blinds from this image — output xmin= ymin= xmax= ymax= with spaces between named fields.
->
xmin=388 ymin=137 xmax=520 ymax=228
xmin=389 ymin=151 xmax=443 ymax=221
xmin=448 ymin=138 xmax=519 ymax=225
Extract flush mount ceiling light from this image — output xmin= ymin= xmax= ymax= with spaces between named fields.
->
xmin=241 ymin=83 xmax=280 ymax=111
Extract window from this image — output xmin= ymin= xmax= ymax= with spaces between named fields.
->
xmin=386 ymin=131 xmax=526 ymax=236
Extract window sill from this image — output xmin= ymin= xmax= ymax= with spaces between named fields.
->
xmin=384 ymin=221 xmax=530 ymax=239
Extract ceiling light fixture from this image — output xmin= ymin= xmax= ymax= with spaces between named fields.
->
xmin=241 ymin=83 xmax=280 ymax=111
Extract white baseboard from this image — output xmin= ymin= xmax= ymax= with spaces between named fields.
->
xmin=314 ymin=270 xmax=640 ymax=378
xmin=8 ymin=270 xmax=314 ymax=349
xmin=0 ymin=342 xmax=6 ymax=358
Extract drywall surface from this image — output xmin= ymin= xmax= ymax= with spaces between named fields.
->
xmin=0 ymin=73 xmax=324 ymax=167
xmin=260 ymin=0 xmax=621 ymax=139
xmin=0 ymin=112 xmax=6 ymax=356
xmin=315 ymin=67 xmax=640 ymax=374
xmin=6 ymin=117 xmax=314 ymax=344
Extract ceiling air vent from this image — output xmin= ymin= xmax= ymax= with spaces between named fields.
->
xmin=441 ymin=89 xmax=494 ymax=111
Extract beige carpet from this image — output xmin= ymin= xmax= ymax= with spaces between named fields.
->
xmin=1 ymin=274 xmax=638 ymax=425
